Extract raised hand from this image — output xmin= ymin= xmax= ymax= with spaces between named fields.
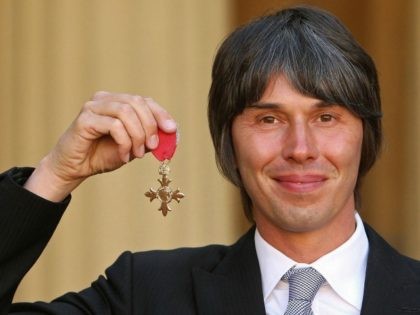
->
xmin=24 ymin=92 xmax=177 ymax=202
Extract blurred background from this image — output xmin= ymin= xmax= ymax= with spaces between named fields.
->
xmin=0 ymin=0 xmax=419 ymax=302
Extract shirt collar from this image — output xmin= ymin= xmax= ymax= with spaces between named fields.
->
xmin=255 ymin=212 xmax=369 ymax=310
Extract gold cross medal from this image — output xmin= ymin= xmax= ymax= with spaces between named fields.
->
xmin=145 ymin=129 xmax=184 ymax=216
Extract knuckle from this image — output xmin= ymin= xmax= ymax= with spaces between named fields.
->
xmin=74 ymin=112 xmax=95 ymax=135
xmin=145 ymin=120 xmax=158 ymax=132
xmin=92 ymin=91 xmax=109 ymax=100
xmin=157 ymin=107 xmax=169 ymax=116
xmin=119 ymin=102 xmax=134 ymax=115
xmin=120 ymin=141 xmax=131 ymax=150
xmin=132 ymin=95 xmax=144 ymax=104
xmin=135 ymin=131 xmax=146 ymax=143
xmin=76 ymin=110 xmax=91 ymax=127
xmin=111 ymin=118 xmax=124 ymax=131
xmin=144 ymin=97 xmax=162 ymax=111
xmin=82 ymin=100 xmax=95 ymax=111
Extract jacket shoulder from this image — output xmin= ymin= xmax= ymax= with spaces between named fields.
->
xmin=109 ymin=244 xmax=234 ymax=312
xmin=362 ymin=223 xmax=420 ymax=313
xmin=131 ymin=244 xmax=231 ymax=274
xmin=365 ymin=222 xmax=420 ymax=278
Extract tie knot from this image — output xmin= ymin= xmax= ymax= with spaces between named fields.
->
xmin=282 ymin=267 xmax=325 ymax=302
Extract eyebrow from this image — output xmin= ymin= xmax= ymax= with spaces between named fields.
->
xmin=247 ymin=100 xmax=334 ymax=109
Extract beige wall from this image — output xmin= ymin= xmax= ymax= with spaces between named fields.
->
xmin=0 ymin=0 xmax=249 ymax=302
xmin=1 ymin=0 xmax=419 ymax=303
xmin=402 ymin=0 xmax=420 ymax=259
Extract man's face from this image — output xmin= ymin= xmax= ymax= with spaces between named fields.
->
xmin=231 ymin=75 xmax=363 ymax=238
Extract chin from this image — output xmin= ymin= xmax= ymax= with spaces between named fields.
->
xmin=270 ymin=205 xmax=331 ymax=232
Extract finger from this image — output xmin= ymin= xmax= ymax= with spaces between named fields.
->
xmin=84 ymin=100 xmax=146 ymax=158
xmin=92 ymin=93 xmax=168 ymax=150
xmin=91 ymin=93 xmax=177 ymax=133
xmin=91 ymin=91 xmax=111 ymax=101
xmin=87 ymin=93 xmax=177 ymax=150
xmin=130 ymin=96 xmax=160 ymax=150
xmin=77 ymin=111 xmax=133 ymax=163
xmin=144 ymin=97 xmax=177 ymax=133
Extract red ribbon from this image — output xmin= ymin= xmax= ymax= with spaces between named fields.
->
xmin=152 ymin=129 xmax=177 ymax=161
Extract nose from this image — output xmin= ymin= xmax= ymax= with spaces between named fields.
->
xmin=282 ymin=121 xmax=319 ymax=163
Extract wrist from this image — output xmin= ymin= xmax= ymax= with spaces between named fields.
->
xmin=23 ymin=155 xmax=84 ymax=202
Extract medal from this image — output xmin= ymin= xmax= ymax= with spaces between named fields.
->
xmin=145 ymin=129 xmax=185 ymax=216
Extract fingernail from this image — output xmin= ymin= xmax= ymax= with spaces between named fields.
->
xmin=148 ymin=135 xmax=158 ymax=149
xmin=124 ymin=153 xmax=130 ymax=163
xmin=163 ymin=119 xmax=177 ymax=131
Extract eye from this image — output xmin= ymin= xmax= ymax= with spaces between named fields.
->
xmin=319 ymin=113 xmax=334 ymax=122
xmin=260 ymin=116 xmax=278 ymax=124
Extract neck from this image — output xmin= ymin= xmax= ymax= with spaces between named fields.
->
xmin=255 ymin=209 xmax=356 ymax=264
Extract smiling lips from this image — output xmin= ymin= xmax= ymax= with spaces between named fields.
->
xmin=274 ymin=174 xmax=328 ymax=193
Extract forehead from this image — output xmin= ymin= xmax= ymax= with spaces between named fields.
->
xmin=240 ymin=74 xmax=363 ymax=123
xmin=248 ymin=74 xmax=331 ymax=111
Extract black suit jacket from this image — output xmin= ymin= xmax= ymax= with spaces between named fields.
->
xmin=1 ymin=168 xmax=420 ymax=314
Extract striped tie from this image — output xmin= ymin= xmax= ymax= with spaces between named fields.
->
xmin=282 ymin=267 xmax=326 ymax=315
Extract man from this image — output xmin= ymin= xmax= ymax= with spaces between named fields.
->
xmin=1 ymin=5 xmax=419 ymax=315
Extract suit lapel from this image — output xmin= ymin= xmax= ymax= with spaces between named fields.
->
xmin=192 ymin=223 xmax=420 ymax=314
xmin=361 ymin=224 xmax=420 ymax=314
xmin=192 ymin=227 xmax=266 ymax=315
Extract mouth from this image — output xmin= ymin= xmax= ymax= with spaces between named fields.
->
xmin=273 ymin=174 xmax=328 ymax=193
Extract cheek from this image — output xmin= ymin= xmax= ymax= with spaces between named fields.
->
xmin=320 ymin=127 xmax=363 ymax=173
xmin=233 ymin=131 xmax=279 ymax=171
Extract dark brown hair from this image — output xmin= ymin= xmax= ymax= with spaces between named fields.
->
xmin=208 ymin=6 xmax=382 ymax=221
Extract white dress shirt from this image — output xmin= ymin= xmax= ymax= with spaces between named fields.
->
xmin=255 ymin=212 xmax=369 ymax=315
